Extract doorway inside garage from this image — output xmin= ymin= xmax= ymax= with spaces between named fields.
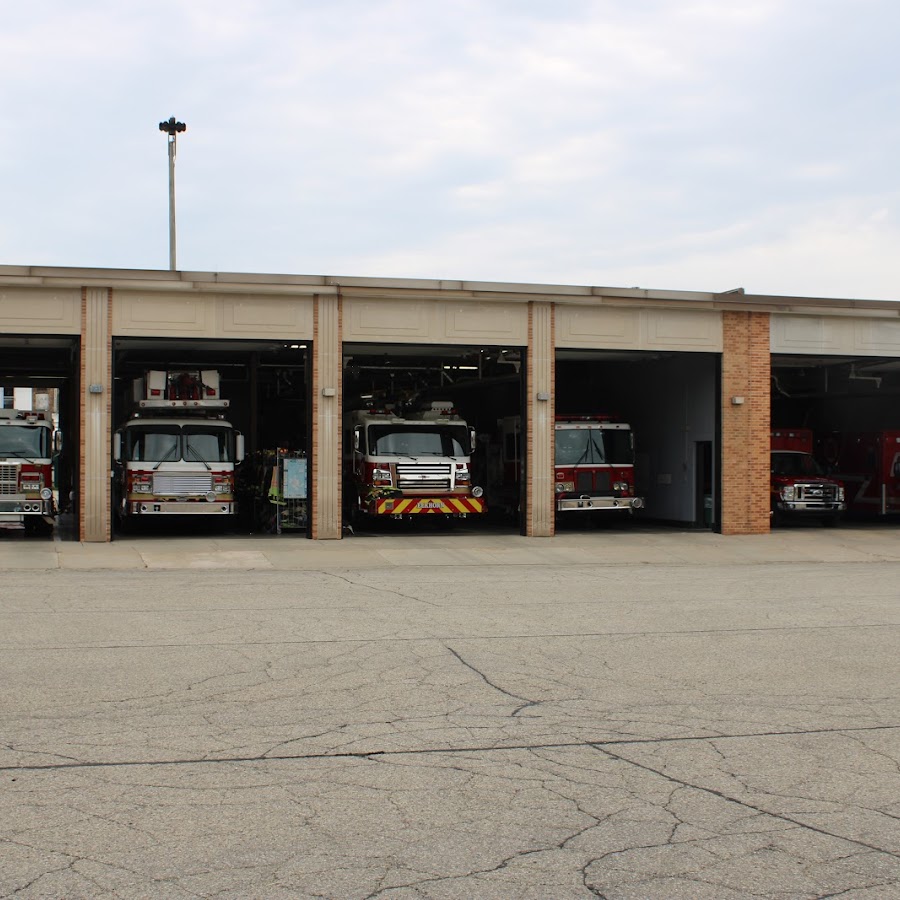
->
xmin=112 ymin=338 xmax=310 ymax=537
xmin=0 ymin=335 xmax=80 ymax=540
xmin=555 ymin=350 xmax=720 ymax=530
xmin=772 ymin=354 xmax=900 ymax=517
xmin=342 ymin=343 xmax=526 ymax=534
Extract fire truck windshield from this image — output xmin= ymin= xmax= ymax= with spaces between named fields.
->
xmin=368 ymin=424 xmax=469 ymax=457
xmin=0 ymin=425 xmax=49 ymax=458
xmin=126 ymin=424 xmax=234 ymax=462
xmin=555 ymin=427 xmax=633 ymax=466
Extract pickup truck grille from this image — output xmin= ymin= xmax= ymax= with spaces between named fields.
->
xmin=795 ymin=482 xmax=839 ymax=502
xmin=153 ymin=473 xmax=213 ymax=496
xmin=0 ymin=464 xmax=18 ymax=495
xmin=396 ymin=463 xmax=452 ymax=490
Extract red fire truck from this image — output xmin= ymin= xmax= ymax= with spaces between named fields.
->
xmin=113 ymin=370 xmax=244 ymax=526
xmin=345 ymin=402 xmax=485 ymax=522
xmin=0 ymin=410 xmax=57 ymax=534
xmin=820 ymin=430 xmax=900 ymax=516
xmin=770 ymin=428 xmax=845 ymax=525
xmin=494 ymin=414 xmax=643 ymax=517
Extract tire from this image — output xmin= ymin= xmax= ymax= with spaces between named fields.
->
xmin=24 ymin=517 xmax=53 ymax=537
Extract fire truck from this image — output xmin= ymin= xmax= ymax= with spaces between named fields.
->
xmin=819 ymin=430 xmax=900 ymax=516
xmin=113 ymin=370 xmax=244 ymax=525
xmin=494 ymin=414 xmax=643 ymax=517
xmin=770 ymin=428 xmax=845 ymax=525
xmin=0 ymin=409 xmax=58 ymax=534
xmin=344 ymin=402 xmax=485 ymax=522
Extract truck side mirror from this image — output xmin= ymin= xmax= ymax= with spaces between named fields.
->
xmin=470 ymin=428 xmax=477 ymax=455
xmin=53 ymin=431 xmax=63 ymax=454
xmin=113 ymin=432 xmax=122 ymax=463
xmin=353 ymin=426 xmax=361 ymax=452
xmin=235 ymin=433 xmax=245 ymax=463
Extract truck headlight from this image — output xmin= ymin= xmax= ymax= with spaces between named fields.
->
xmin=781 ymin=485 xmax=795 ymax=501
xmin=556 ymin=482 xmax=574 ymax=493
xmin=372 ymin=468 xmax=392 ymax=485
xmin=21 ymin=482 xmax=41 ymax=492
xmin=837 ymin=487 xmax=845 ymax=501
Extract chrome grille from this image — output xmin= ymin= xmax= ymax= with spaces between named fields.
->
xmin=396 ymin=463 xmax=452 ymax=490
xmin=796 ymin=482 xmax=839 ymax=502
xmin=152 ymin=473 xmax=213 ymax=496
xmin=0 ymin=464 xmax=17 ymax=495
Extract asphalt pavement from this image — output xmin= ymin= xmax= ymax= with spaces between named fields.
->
xmin=1 ymin=522 xmax=899 ymax=898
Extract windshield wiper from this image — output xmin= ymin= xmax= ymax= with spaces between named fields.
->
xmin=185 ymin=444 xmax=212 ymax=469
xmin=152 ymin=444 xmax=180 ymax=470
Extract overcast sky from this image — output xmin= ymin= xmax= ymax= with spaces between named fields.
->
xmin=3 ymin=1 xmax=899 ymax=300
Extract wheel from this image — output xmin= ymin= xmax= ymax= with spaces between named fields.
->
xmin=24 ymin=517 xmax=53 ymax=537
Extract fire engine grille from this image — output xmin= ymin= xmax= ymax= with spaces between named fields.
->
xmin=396 ymin=463 xmax=452 ymax=490
xmin=0 ymin=464 xmax=18 ymax=495
xmin=152 ymin=473 xmax=213 ymax=496
xmin=574 ymin=470 xmax=611 ymax=493
xmin=796 ymin=482 xmax=839 ymax=502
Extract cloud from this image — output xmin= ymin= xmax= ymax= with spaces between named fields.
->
xmin=1 ymin=0 xmax=899 ymax=303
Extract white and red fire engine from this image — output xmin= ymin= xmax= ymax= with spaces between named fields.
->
xmin=0 ymin=410 xmax=57 ymax=533
xmin=819 ymin=430 xmax=900 ymax=516
xmin=345 ymin=402 xmax=485 ymax=521
xmin=770 ymin=428 xmax=845 ymax=525
xmin=113 ymin=370 xmax=244 ymax=523
xmin=494 ymin=414 xmax=643 ymax=516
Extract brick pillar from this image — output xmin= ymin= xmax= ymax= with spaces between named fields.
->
xmin=526 ymin=301 xmax=554 ymax=536
xmin=721 ymin=310 xmax=770 ymax=534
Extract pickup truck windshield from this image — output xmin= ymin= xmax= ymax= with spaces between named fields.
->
xmin=771 ymin=452 xmax=824 ymax=477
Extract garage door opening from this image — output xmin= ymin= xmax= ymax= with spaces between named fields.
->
xmin=0 ymin=335 xmax=79 ymax=541
xmin=772 ymin=354 xmax=900 ymax=519
xmin=113 ymin=338 xmax=310 ymax=537
xmin=556 ymin=350 xmax=720 ymax=530
xmin=342 ymin=343 xmax=525 ymax=534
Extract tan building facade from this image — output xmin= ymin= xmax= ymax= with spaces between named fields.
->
xmin=2 ymin=265 xmax=899 ymax=542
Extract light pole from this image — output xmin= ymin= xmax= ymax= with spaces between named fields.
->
xmin=158 ymin=117 xmax=186 ymax=271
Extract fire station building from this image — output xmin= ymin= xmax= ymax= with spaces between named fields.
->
xmin=2 ymin=263 xmax=899 ymax=543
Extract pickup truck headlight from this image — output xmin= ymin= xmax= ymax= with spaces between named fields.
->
xmin=781 ymin=485 xmax=795 ymax=501
xmin=837 ymin=486 xmax=845 ymax=501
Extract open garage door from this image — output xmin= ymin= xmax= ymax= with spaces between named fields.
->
xmin=343 ymin=343 xmax=525 ymax=534
xmin=0 ymin=335 xmax=79 ymax=540
xmin=772 ymin=355 xmax=900 ymax=518
xmin=113 ymin=338 xmax=310 ymax=537
xmin=556 ymin=350 xmax=720 ymax=530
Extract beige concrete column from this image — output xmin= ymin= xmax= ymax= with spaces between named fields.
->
xmin=80 ymin=287 xmax=112 ymax=542
xmin=312 ymin=292 xmax=342 ymax=539
xmin=526 ymin=301 xmax=555 ymax=537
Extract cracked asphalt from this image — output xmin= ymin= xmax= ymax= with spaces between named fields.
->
xmin=1 ymin=526 xmax=899 ymax=898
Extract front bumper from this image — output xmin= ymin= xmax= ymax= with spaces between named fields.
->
xmin=774 ymin=501 xmax=845 ymax=515
xmin=0 ymin=498 xmax=55 ymax=518
xmin=370 ymin=495 xmax=486 ymax=515
xmin=557 ymin=495 xmax=644 ymax=512
xmin=128 ymin=500 xmax=236 ymax=515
